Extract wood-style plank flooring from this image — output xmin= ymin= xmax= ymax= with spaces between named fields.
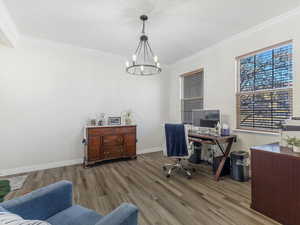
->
xmin=5 ymin=152 xmax=280 ymax=225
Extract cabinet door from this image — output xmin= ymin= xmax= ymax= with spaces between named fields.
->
xmin=251 ymin=150 xmax=273 ymax=213
xmin=292 ymin=157 xmax=300 ymax=225
xmin=88 ymin=136 xmax=101 ymax=161
xmin=124 ymin=133 xmax=136 ymax=157
xmin=251 ymin=150 xmax=293 ymax=225
xmin=269 ymin=153 xmax=293 ymax=225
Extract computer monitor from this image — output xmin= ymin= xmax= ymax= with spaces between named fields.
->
xmin=192 ymin=109 xmax=220 ymax=128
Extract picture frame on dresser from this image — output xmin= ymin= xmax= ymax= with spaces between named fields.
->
xmin=108 ymin=117 xmax=121 ymax=125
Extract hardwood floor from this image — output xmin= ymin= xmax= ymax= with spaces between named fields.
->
xmin=5 ymin=152 xmax=279 ymax=225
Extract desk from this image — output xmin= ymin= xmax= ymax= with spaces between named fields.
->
xmin=251 ymin=143 xmax=300 ymax=225
xmin=188 ymin=132 xmax=237 ymax=181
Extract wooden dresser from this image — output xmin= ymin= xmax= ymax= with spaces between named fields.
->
xmin=251 ymin=143 xmax=300 ymax=225
xmin=84 ymin=125 xmax=137 ymax=167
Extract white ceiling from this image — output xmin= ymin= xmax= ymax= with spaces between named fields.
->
xmin=4 ymin=0 xmax=300 ymax=64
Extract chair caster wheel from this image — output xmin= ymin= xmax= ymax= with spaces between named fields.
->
xmin=187 ymin=175 xmax=192 ymax=179
xmin=166 ymin=174 xmax=170 ymax=178
xmin=163 ymin=166 xmax=167 ymax=171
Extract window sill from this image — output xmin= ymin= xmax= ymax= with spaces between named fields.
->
xmin=233 ymin=129 xmax=280 ymax=136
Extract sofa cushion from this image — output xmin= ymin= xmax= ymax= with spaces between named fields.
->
xmin=46 ymin=205 xmax=102 ymax=225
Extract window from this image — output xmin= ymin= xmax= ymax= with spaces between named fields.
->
xmin=181 ymin=70 xmax=204 ymax=124
xmin=237 ymin=41 xmax=293 ymax=132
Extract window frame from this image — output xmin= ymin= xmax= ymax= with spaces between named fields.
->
xmin=236 ymin=40 xmax=293 ymax=133
xmin=180 ymin=69 xmax=204 ymax=124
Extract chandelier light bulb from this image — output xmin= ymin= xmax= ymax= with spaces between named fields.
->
xmin=157 ymin=63 xmax=160 ymax=68
xmin=141 ymin=65 xmax=144 ymax=71
xmin=126 ymin=61 xmax=130 ymax=67
xmin=154 ymin=56 xmax=158 ymax=62
xmin=132 ymin=54 xmax=137 ymax=62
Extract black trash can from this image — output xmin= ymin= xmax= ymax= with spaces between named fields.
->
xmin=189 ymin=142 xmax=202 ymax=164
xmin=230 ymin=151 xmax=249 ymax=182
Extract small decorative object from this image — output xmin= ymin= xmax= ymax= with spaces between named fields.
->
xmin=284 ymin=136 xmax=300 ymax=152
xmin=97 ymin=113 xmax=106 ymax=126
xmin=0 ymin=175 xmax=28 ymax=202
xmin=280 ymin=118 xmax=300 ymax=148
xmin=293 ymin=138 xmax=300 ymax=153
xmin=90 ymin=118 xmax=96 ymax=126
xmin=0 ymin=180 xmax=10 ymax=202
xmin=123 ymin=110 xmax=133 ymax=125
xmin=221 ymin=124 xmax=230 ymax=136
xmin=108 ymin=117 xmax=121 ymax=125
xmin=216 ymin=122 xmax=221 ymax=136
xmin=285 ymin=136 xmax=294 ymax=148
xmin=294 ymin=144 xmax=300 ymax=153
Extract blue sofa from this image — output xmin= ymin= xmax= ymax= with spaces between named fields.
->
xmin=0 ymin=180 xmax=138 ymax=225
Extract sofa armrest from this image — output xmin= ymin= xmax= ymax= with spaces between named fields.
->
xmin=96 ymin=203 xmax=138 ymax=225
xmin=0 ymin=180 xmax=72 ymax=220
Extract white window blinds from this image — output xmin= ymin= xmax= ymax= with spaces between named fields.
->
xmin=181 ymin=72 xmax=204 ymax=124
xmin=237 ymin=42 xmax=293 ymax=132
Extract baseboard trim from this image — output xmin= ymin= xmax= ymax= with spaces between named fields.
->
xmin=0 ymin=159 xmax=83 ymax=177
xmin=0 ymin=147 xmax=163 ymax=177
xmin=137 ymin=147 xmax=162 ymax=155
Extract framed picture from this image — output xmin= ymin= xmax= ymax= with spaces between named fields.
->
xmin=108 ymin=117 xmax=121 ymax=125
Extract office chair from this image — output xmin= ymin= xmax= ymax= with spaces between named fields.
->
xmin=163 ymin=124 xmax=195 ymax=179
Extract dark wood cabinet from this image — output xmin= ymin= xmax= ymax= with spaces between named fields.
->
xmin=251 ymin=143 xmax=300 ymax=225
xmin=84 ymin=125 xmax=137 ymax=166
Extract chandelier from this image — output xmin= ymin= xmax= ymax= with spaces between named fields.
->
xmin=126 ymin=15 xmax=161 ymax=76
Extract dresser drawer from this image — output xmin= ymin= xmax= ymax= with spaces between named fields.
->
xmin=88 ymin=126 xmax=136 ymax=136
xmin=102 ymin=135 xmax=124 ymax=146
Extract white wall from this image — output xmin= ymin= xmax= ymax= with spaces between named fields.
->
xmin=168 ymin=8 xmax=300 ymax=152
xmin=0 ymin=36 xmax=169 ymax=174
